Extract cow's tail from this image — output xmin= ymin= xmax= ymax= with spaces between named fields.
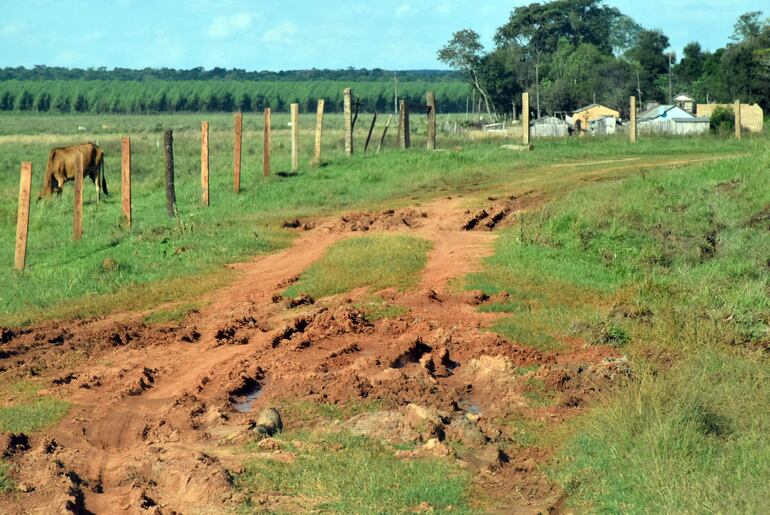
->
xmin=100 ymin=158 xmax=108 ymax=196
xmin=38 ymin=149 xmax=56 ymax=200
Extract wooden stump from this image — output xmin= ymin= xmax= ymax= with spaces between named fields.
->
xmin=73 ymin=152 xmax=83 ymax=241
xmin=630 ymin=96 xmax=637 ymax=143
xmin=344 ymin=88 xmax=353 ymax=156
xmin=291 ymin=103 xmax=299 ymax=172
xmin=263 ymin=108 xmax=271 ymax=177
xmin=522 ymin=92 xmax=530 ymax=146
xmin=313 ymin=99 xmax=325 ymax=166
xmin=426 ymin=91 xmax=436 ymax=150
xmin=121 ymin=137 xmax=131 ymax=227
xmin=14 ymin=162 xmax=32 ymax=270
xmin=164 ymin=129 xmax=176 ymax=217
xmin=201 ymin=121 xmax=209 ymax=206
xmin=233 ymin=112 xmax=242 ymax=192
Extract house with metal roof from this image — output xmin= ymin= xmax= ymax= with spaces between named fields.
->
xmin=571 ymin=104 xmax=620 ymax=132
xmin=637 ymin=104 xmax=709 ymax=135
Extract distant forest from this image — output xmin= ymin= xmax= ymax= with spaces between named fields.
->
xmin=0 ymin=67 xmax=468 ymax=114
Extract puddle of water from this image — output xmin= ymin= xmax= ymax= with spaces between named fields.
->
xmin=231 ymin=384 xmax=264 ymax=413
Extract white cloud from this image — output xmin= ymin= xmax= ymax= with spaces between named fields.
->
xmin=395 ymin=3 xmax=411 ymax=16
xmin=207 ymin=13 xmax=253 ymax=40
xmin=261 ymin=21 xmax=298 ymax=44
xmin=0 ymin=23 xmax=25 ymax=37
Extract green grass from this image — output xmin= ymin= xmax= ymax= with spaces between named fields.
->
xmin=468 ymin=145 xmax=770 ymax=511
xmin=142 ymin=301 xmax=202 ymax=325
xmin=236 ymin=430 xmax=471 ymax=513
xmin=285 ymin=235 xmax=432 ymax=298
xmin=354 ymin=295 xmax=409 ymax=322
xmin=0 ymin=111 xmax=761 ymax=325
xmin=0 ymin=398 xmax=70 ymax=433
xmin=0 ymin=461 xmax=10 ymax=493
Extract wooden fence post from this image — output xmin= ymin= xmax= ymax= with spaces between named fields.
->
xmin=73 ymin=152 xmax=83 ymax=241
xmin=121 ymin=137 xmax=131 ymax=227
xmin=201 ymin=121 xmax=210 ymax=206
xmin=399 ymin=99 xmax=410 ymax=149
xmin=734 ymin=100 xmax=742 ymax=140
xmin=263 ymin=108 xmax=271 ymax=177
xmin=164 ymin=129 xmax=176 ymax=217
xmin=343 ymin=88 xmax=353 ymax=156
xmin=233 ymin=112 xmax=242 ymax=192
xmin=14 ymin=162 xmax=32 ymax=270
xmin=630 ymin=96 xmax=637 ymax=143
xmin=426 ymin=91 xmax=436 ymax=150
xmin=364 ymin=113 xmax=377 ymax=153
xmin=291 ymin=103 xmax=299 ymax=172
xmin=377 ymin=114 xmax=393 ymax=155
xmin=522 ymin=92 xmax=530 ymax=146
xmin=313 ymin=99 xmax=324 ymax=166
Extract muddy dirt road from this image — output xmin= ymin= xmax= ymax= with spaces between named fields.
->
xmin=0 ymin=182 xmax=639 ymax=513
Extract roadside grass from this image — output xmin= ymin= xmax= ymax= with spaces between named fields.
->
xmin=0 ymin=112 xmax=761 ymax=325
xmin=468 ymin=148 xmax=769 ymax=511
xmin=142 ymin=301 xmax=203 ymax=325
xmin=354 ymin=295 xmax=409 ymax=322
xmin=284 ymin=235 xmax=431 ymax=299
xmin=0 ymin=380 xmax=70 ymax=433
xmin=236 ymin=430 xmax=471 ymax=513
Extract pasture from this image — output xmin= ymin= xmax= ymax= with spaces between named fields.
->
xmin=0 ymin=111 xmax=768 ymax=513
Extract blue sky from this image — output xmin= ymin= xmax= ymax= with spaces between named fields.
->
xmin=0 ymin=0 xmax=767 ymax=70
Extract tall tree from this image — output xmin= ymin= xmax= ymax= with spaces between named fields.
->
xmin=625 ymin=29 xmax=670 ymax=103
xmin=438 ymin=29 xmax=494 ymax=119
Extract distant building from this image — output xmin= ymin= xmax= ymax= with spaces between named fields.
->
xmin=696 ymin=103 xmax=764 ymax=133
xmin=638 ymin=104 xmax=709 ymax=135
xmin=674 ymin=93 xmax=695 ymax=113
xmin=589 ymin=116 xmax=618 ymax=136
xmin=531 ymin=116 xmax=569 ymax=138
xmin=571 ymin=104 xmax=620 ymax=132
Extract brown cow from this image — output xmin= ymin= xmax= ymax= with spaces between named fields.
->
xmin=38 ymin=142 xmax=108 ymax=200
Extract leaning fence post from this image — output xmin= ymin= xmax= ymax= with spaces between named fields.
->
xmin=377 ymin=114 xmax=393 ymax=155
xmin=201 ymin=121 xmax=210 ymax=206
xmin=630 ymin=96 xmax=637 ymax=143
xmin=233 ymin=112 xmax=242 ymax=192
xmin=344 ymin=88 xmax=353 ymax=156
xmin=263 ymin=108 xmax=271 ymax=177
xmin=522 ymin=92 xmax=530 ymax=146
xmin=73 ymin=152 xmax=83 ymax=241
xmin=426 ymin=91 xmax=437 ymax=150
xmin=364 ymin=113 xmax=378 ymax=153
xmin=14 ymin=162 xmax=32 ymax=270
xmin=164 ymin=129 xmax=176 ymax=217
xmin=121 ymin=137 xmax=131 ymax=227
xmin=398 ymin=99 xmax=410 ymax=149
xmin=734 ymin=100 xmax=742 ymax=140
xmin=313 ymin=99 xmax=325 ymax=166
xmin=291 ymin=103 xmax=299 ymax=172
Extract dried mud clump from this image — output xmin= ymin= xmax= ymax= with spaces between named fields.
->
xmin=338 ymin=209 xmax=427 ymax=232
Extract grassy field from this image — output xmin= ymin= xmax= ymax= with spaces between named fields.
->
xmin=467 ymin=149 xmax=769 ymax=512
xmin=1 ymin=112 xmax=763 ymax=326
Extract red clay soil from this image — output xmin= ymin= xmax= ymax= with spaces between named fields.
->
xmin=0 ymin=193 xmax=630 ymax=514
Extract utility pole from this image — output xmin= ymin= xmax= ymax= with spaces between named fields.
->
xmin=668 ymin=52 xmax=674 ymax=105
xmin=535 ymin=61 xmax=541 ymax=119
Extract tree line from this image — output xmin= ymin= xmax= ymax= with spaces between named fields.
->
xmin=0 ymin=79 xmax=469 ymax=115
xmin=439 ymin=0 xmax=770 ymax=118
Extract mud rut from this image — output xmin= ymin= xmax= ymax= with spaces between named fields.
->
xmin=1 ymin=192 xmax=633 ymax=514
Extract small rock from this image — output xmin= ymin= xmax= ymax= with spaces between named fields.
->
xmin=253 ymin=407 xmax=283 ymax=436
xmin=17 ymin=482 xmax=34 ymax=493
xmin=258 ymin=437 xmax=280 ymax=450
xmin=101 ymin=258 xmax=119 ymax=272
